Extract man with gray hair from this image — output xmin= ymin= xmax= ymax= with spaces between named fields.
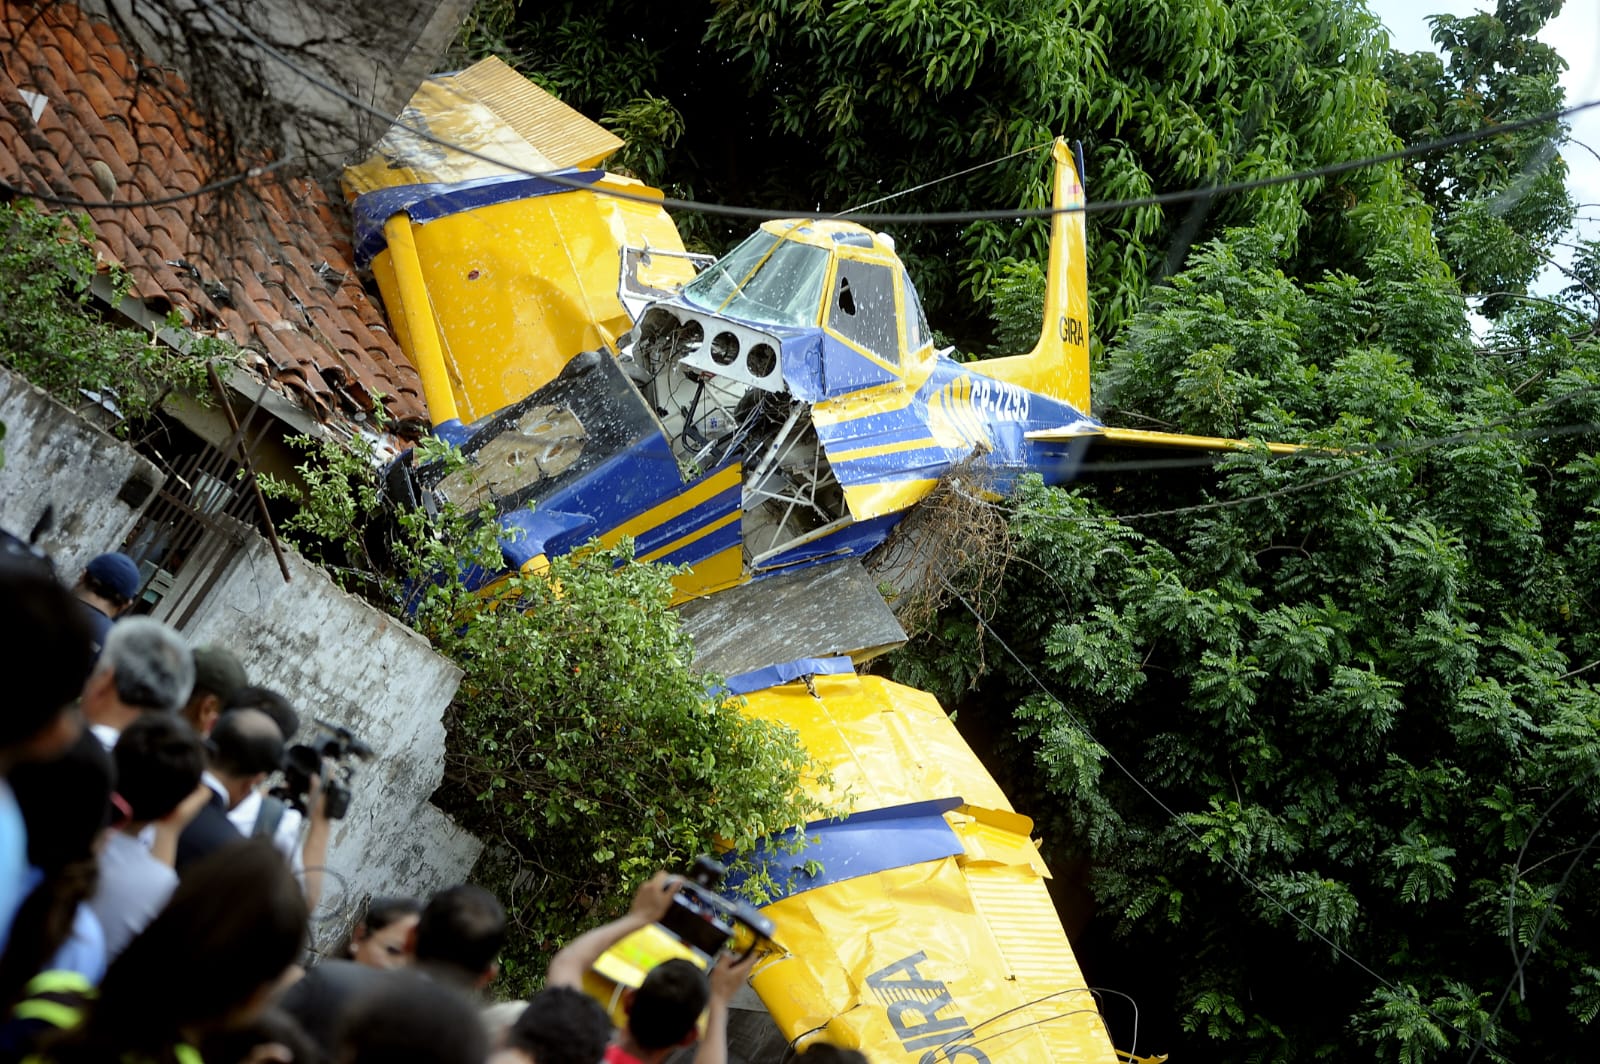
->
xmin=81 ymin=617 xmax=194 ymax=751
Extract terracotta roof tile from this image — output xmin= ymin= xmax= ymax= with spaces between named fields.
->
xmin=0 ymin=2 xmax=425 ymax=425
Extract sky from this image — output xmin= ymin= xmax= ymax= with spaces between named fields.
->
xmin=1367 ymin=0 xmax=1600 ymax=298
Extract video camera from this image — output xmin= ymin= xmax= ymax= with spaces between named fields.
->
xmin=269 ymin=720 xmax=373 ymax=820
xmin=659 ymin=856 xmax=775 ymax=962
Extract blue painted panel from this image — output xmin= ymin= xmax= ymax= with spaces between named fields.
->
xmin=628 ymin=475 xmax=740 ymax=560
xmin=724 ymin=656 xmax=856 ymax=696
xmin=820 ymin=333 xmax=897 ymax=397
xmin=418 ymin=350 xmax=689 ymax=565
xmin=533 ymin=442 xmax=686 ymax=559
xmin=828 ymin=445 xmax=959 ymax=486
xmin=724 ymin=798 xmax=967 ymax=903
xmin=750 ymin=513 xmax=902 ymax=574
xmin=351 ymin=171 xmax=603 ymax=266
xmin=775 ymin=330 xmax=826 ymax=403
xmin=496 ymin=508 xmax=595 ymax=569
xmin=1025 ymin=436 xmax=1095 ymax=486
xmin=432 ymin=418 xmax=472 ymax=447
xmin=652 ymin=514 xmax=743 ymax=569
xmin=814 ymin=416 xmax=932 ymax=449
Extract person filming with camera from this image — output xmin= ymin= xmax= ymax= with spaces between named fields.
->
xmin=173 ymin=707 xmax=333 ymax=909
xmin=546 ymin=870 xmax=759 ymax=1064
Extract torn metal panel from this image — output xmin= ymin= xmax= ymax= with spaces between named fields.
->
xmin=717 ymin=663 xmax=1118 ymax=1063
xmin=675 ymin=560 xmax=906 ymax=677
xmin=347 ymin=58 xmax=696 ymax=423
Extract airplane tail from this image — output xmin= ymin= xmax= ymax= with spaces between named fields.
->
xmin=970 ymin=138 xmax=1092 ymax=413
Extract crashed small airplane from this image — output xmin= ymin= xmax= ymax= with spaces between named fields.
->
xmin=348 ymin=61 xmax=1293 ymax=605
xmin=344 ymin=56 xmax=1239 ymax=1063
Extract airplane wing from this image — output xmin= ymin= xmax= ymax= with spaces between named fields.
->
xmin=1028 ymin=423 xmax=1304 ymax=455
xmin=726 ymin=659 xmax=1120 ymax=1063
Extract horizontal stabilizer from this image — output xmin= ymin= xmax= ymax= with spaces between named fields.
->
xmin=1028 ymin=423 xmax=1303 ymax=455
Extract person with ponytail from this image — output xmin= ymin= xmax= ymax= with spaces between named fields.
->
xmin=0 ymin=733 xmax=115 ymax=1009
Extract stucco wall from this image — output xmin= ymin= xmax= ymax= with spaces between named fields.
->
xmin=161 ymin=530 xmax=482 ymax=948
xmin=3 ymin=363 xmax=482 ymax=942
xmin=0 ymin=366 xmax=164 ymax=575
xmin=86 ymin=0 xmax=476 ymax=162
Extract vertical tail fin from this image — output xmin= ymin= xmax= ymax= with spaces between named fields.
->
xmin=972 ymin=138 xmax=1092 ymax=413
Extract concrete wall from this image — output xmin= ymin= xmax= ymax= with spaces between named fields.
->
xmin=4 ymin=362 xmax=482 ymax=942
xmin=160 ymin=529 xmax=482 ymax=949
xmin=0 ymin=365 xmax=164 ymax=576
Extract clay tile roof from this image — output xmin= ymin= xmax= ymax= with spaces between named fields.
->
xmin=0 ymin=2 xmax=426 ymax=425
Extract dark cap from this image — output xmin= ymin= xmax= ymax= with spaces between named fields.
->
xmin=192 ymin=645 xmax=248 ymax=702
xmin=85 ymin=552 xmax=141 ymax=601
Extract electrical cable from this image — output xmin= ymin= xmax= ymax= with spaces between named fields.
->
xmin=20 ymin=12 xmax=1585 ymax=1055
xmin=922 ymin=390 xmax=1600 ymax=1047
xmin=989 ymin=378 xmax=1600 ymax=524
xmin=1048 ymin=419 xmax=1600 ymax=479
xmin=1100 ymin=459 xmax=1396 ymax=522
xmin=924 ymin=986 xmax=1140 ymax=1061
xmin=0 ymin=157 xmax=303 ymax=209
xmin=964 ymin=1008 xmax=1107 ymax=1052
xmin=1500 ymin=783 xmax=1583 ymax=992
xmin=71 ymin=0 xmax=1594 ymax=229
xmin=1465 ymin=787 xmax=1600 ymax=1064
xmin=838 ymin=139 xmax=1056 ymax=214
xmin=1091 ymin=986 xmax=1143 ymax=1064
xmin=934 ymin=574 xmax=1513 ymax=1061
xmin=211 ymin=5 xmax=1588 ymax=1044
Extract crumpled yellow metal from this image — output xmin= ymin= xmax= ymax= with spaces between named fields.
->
xmin=736 ymin=671 xmax=1119 ymax=1063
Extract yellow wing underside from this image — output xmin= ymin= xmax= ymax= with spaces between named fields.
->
xmin=1030 ymin=424 xmax=1305 ymax=455
xmin=736 ymin=672 xmax=1120 ymax=1063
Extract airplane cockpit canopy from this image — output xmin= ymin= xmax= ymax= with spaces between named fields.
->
xmin=680 ymin=227 xmax=830 ymax=329
xmin=630 ymin=217 xmax=941 ymax=434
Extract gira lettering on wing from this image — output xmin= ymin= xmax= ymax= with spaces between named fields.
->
xmin=865 ymin=952 xmax=992 ymax=1063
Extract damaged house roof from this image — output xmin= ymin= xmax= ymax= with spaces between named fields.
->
xmin=0 ymin=2 xmax=427 ymax=425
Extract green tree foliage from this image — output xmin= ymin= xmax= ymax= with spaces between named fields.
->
xmin=1381 ymin=0 xmax=1574 ymax=314
xmin=0 ymin=201 xmax=210 ymax=424
xmin=892 ymin=228 xmax=1600 ymax=1060
xmin=262 ymin=439 xmax=825 ymax=994
xmin=478 ymin=0 xmax=1419 ymax=350
xmin=465 ymin=0 xmax=1596 ymax=1044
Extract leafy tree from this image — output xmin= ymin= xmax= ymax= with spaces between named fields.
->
xmin=892 ymin=227 xmax=1600 ymax=1060
xmin=459 ymin=0 xmax=1600 ymax=1043
xmin=262 ymin=439 xmax=825 ymax=994
xmin=472 ymin=0 xmax=1416 ymax=351
xmin=1381 ymin=0 xmax=1574 ymax=315
xmin=0 ymin=201 xmax=211 ymax=424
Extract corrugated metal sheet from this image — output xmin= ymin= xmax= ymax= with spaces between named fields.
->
xmin=447 ymin=57 xmax=622 ymax=169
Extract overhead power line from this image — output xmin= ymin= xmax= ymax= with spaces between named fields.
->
xmin=0 ymin=158 xmax=302 ymax=210
xmin=5 ymin=0 xmax=1595 ymax=229
xmin=920 ymin=377 xmax=1600 ymax=528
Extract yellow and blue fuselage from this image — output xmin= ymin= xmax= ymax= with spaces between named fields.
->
xmin=381 ymin=202 xmax=1097 ymax=601
xmin=409 ymin=317 xmax=1098 ymax=598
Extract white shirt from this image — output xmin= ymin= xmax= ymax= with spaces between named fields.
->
xmin=227 ymin=787 xmax=305 ymax=873
xmin=201 ymin=770 xmax=228 ymax=804
xmin=89 ymin=723 xmax=120 ymax=751
xmin=90 ymin=830 xmax=177 ymax=961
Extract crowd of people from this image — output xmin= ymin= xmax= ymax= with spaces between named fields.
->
xmin=0 ymin=543 xmax=867 ymax=1064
